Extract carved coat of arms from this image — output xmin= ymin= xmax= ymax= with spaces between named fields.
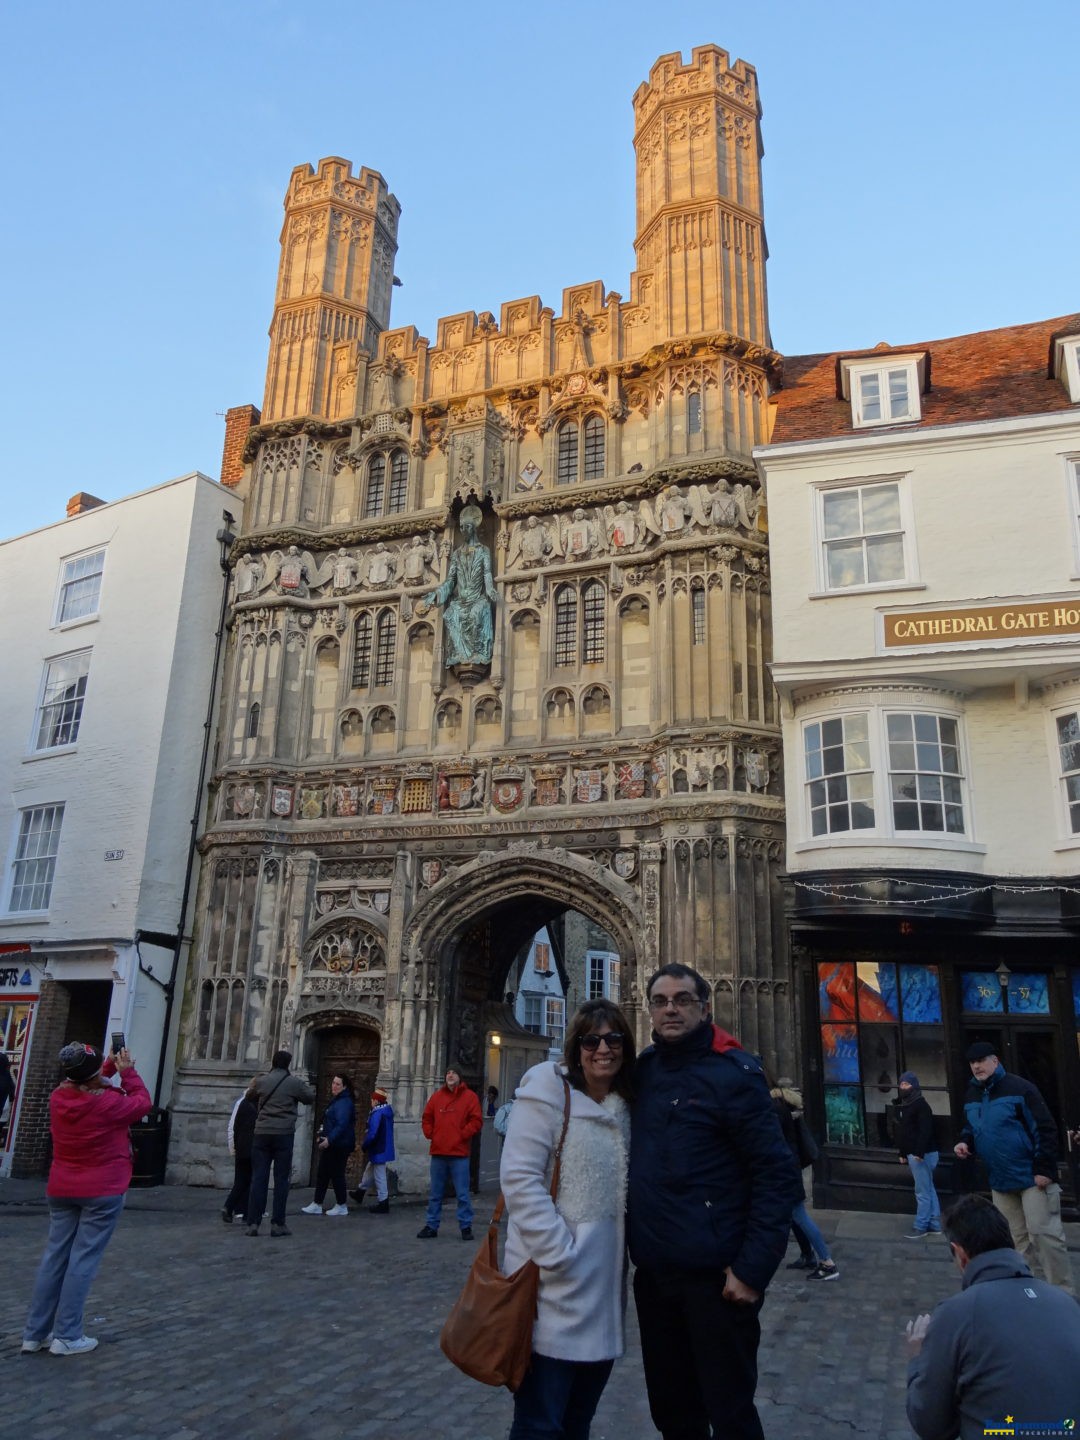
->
xmin=574 ymin=769 xmax=604 ymax=804
xmin=616 ymin=761 xmax=645 ymax=800
xmin=420 ymin=859 xmax=442 ymax=888
xmin=300 ymin=788 xmax=324 ymax=820
xmin=532 ymin=769 xmax=564 ymax=807
xmin=333 ymin=784 xmax=360 ymax=817
xmin=492 ymin=778 xmax=524 ymax=813
xmin=613 ymin=850 xmax=637 ymax=879
xmin=369 ymin=781 xmax=397 ymax=816
xmin=271 ymin=785 xmax=293 ymax=818
xmin=744 ymin=750 xmax=771 ymax=791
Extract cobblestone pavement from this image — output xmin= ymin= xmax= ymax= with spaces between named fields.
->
xmin=2 ymin=1180 xmax=1077 ymax=1440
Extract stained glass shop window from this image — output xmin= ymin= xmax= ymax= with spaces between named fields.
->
xmin=818 ymin=958 xmax=943 ymax=1149
xmin=824 ymin=1086 xmax=865 ymax=1146
xmin=1006 ymin=973 xmax=1049 ymax=1014
xmin=960 ymin=973 xmax=1004 ymax=1014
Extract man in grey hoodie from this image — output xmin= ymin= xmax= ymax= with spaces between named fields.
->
xmin=906 ymin=1194 xmax=1080 ymax=1439
xmin=244 ymin=1050 xmax=315 ymax=1238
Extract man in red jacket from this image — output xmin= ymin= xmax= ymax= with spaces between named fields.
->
xmin=416 ymin=1066 xmax=482 ymax=1240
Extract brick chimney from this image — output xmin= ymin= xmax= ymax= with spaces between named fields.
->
xmin=220 ymin=404 xmax=261 ymax=488
xmin=66 ymin=492 xmax=106 ymax=517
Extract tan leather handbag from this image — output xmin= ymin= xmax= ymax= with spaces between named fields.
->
xmin=439 ymin=1071 xmax=571 ymax=1391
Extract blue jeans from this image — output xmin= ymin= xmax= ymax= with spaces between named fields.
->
xmin=246 ymin=1133 xmax=294 ymax=1227
xmin=792 ymin=1201 xmax=832 ymax=1263
xmin=24 ymin=1194 xmax=125 ymax=1343
xmin=908 ymin=1152 xmax=941 ymax=1233
xmin=510 ymin=1353 xmax=615 ymax=1439
xmin=425 ymin=1154 xmax=472 ymax=1231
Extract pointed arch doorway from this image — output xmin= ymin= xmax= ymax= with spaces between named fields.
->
xmin=308 ymin=1021 xmax=380 ymax=1190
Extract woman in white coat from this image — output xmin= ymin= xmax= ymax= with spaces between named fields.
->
xmin=500 ymin=998 xmax=634 ymax=1439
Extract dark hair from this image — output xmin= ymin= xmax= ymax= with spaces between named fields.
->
xmin=331 ymin=1073 xmax=354 ymax=1096
xmin=645 ymin=963 xmax=711 ymax=1006
xmin=271 ymin=1049 xmax=292 ymax=1070
xmin=562 ymin=999 xmax=635 ymax=1102
xmin=942 ymin=1194 xmax=1013 ymax=1257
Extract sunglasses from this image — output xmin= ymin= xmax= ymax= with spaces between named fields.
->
xmin=579 ymin=1032 xmax=625 ymax=1052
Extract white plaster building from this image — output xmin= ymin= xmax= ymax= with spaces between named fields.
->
xmin=756 ymin=314 xmax=1080 ymax=1212
xmin=0 ymin=474 xmax=237 ymax=1177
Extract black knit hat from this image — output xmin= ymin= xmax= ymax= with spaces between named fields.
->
xmin=965 ymin=1041 xmax=997 ymax=1062
xmin=59 ymin=1042 xmax=103 ymax=1083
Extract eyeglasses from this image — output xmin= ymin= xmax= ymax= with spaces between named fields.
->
xmin=579 ymin=1032 xmax=625 ymax=1052
xmin=647 ymin=991 xmax=702 ymax=1010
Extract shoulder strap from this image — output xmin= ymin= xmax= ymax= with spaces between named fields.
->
xmin=257 ymin=1071 xmax=289 ymax=1112
xmin=489 ymin=1072 xmax=572 ymax=1229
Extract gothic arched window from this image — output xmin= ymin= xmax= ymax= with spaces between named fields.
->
xmin=364 ymin=455 xmax=386 ymax=518
xmin=583 ymin=413 xmax=605 ymax=479
xmin=554 ymin=585 xmax=578 ymax=665
xmin=556 ymin=421 xmax=578 ymax=485
xmin=556 ymin=413 xmax=605 ymax=485
xmin=387 ymin=450 xmax=409 ymax=513
xmin=582 ymin=579 xmax=606 ymax=664
xmin=352 ymin=613 xmax=373 ymax=688
xmin=687 ymin=389 xmax=702 ymax=436
xmin=374 ymin=610 xmax=397 ymax=687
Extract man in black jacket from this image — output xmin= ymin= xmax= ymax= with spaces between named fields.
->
xmin=628 ymin=964 xmax=803 ymax=1440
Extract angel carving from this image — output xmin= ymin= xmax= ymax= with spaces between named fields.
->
xmin=556 ymin=506 xmax=601 ymax=560
xmin=264 ymin=546 xmax=336 ymax=598
xmin=655 ymin=484 xmax=693 ymax=536
xmin=401 ymin=533 xmax=438 ymax=585
xmin=602 ymin=500 xmax=653 ymax=552
xmin=506 ymin=514 xmax=553 ymax=571
xmin=233 ymin=552 xmax=266 ymax=599
xmin=364 ymin=543 xmax=397 ymax=588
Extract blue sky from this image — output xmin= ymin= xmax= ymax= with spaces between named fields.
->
xmin=2 ymin=0 xmax=1077 ymax=539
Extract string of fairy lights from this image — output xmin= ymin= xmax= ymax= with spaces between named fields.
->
xmin=792 ymin=878 xmax=1080 ymax=908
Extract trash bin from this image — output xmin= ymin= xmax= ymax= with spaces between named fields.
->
xmin=130 ymin=1107 xmax=170 ymax=1187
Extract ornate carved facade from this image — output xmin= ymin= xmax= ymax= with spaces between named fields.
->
xmin=170 ymin=46 xmax=792 ymax=1188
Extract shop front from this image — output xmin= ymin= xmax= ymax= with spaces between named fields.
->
xmin=790 ymin=872 xmax=1080 ymax=1216
xmin=0 ymin=946 xmax=42 ymax=1179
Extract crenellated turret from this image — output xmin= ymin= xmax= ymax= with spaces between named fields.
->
xmin=262 ymin=157 xmax=401 ymax=424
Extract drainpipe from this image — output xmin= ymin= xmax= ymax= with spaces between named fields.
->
xmin=151 ymin=509 xmax=236 ymax=1106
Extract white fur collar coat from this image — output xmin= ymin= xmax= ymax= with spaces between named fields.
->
xmin=500 ymin=1061 xmax=630 ymax=1362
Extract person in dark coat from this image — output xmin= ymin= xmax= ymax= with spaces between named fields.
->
xmin=301 ymin=1073 xmax=356 ymax=1217
xmin=906 ymin=1195 xmax=1080 ymax=1439
xmin=895 ymin=1071 xmax=941 ymax=1238
xmin=628 ymin=963 xmax=803 ymax=1440
xmin=222 ymin=1079 xmax=258 ymax=1224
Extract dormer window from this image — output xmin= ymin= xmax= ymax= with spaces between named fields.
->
xmin=839 ymin=354 xmax=927 ymax=429
xmin=1053 ymin=334 xmax=1080 ymax=403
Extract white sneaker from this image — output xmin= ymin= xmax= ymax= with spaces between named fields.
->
xmin=49 ymin=1336 xmax=98 ymax=1355
xmin=325 ymin=1203 xmax=349 ymax=1217
xmin=300 ymin=1202 xmax=323 ymax=1215
xmin=21 ymin=1338 xmax=50 ymax=1353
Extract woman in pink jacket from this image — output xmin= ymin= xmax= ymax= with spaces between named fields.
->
xmin=21 ymin=1041 xmax=151 ymax=1356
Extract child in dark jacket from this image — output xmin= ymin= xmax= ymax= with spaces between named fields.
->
xmin=896 ymin=1072 xmax=941 ymax=1237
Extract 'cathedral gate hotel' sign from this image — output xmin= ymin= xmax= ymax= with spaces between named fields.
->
xmin=883 ymin=599 xmax=1080 ymax=648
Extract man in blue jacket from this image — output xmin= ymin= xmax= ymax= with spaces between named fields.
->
xmin=628 ymin=964 xmax=803 ymax=1440
xmin=953 ymin=1041 xmax=1073 ymax=1294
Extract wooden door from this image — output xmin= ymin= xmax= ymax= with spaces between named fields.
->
xmin=312 ymin=1025 xmax=380 ymax=1188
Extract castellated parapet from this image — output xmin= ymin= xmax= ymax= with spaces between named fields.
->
xmin=258 ymin=46 xmax=772 ymax=435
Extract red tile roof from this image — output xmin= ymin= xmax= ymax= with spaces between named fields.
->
xmin=770 ymin=313 xmax=1080 ymax=445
